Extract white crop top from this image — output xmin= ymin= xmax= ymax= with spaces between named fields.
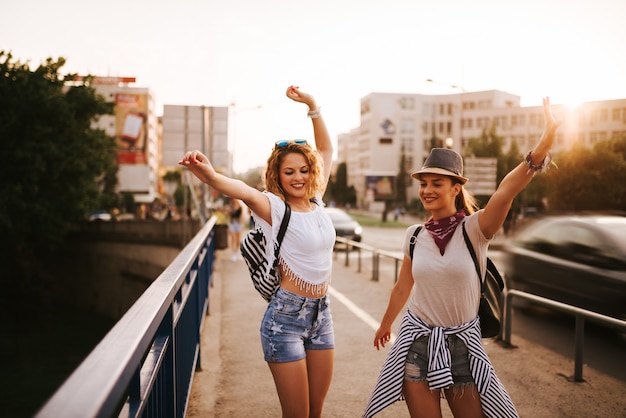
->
xmin=401 ymin=211 xmax=491 ymax=327
xmin=252 ymin=191 xmax=335 ymax=295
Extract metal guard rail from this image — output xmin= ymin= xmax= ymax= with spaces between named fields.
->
xmin=36 ymin=217 xmax=218 ymax=418
xmin=503 ymin=289 xmax=626 ymax=382
xmin=334 ymin=236 xmax=403 ymax=282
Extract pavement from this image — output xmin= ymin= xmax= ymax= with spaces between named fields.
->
xmin=186 ymin=246 xmax=626 ymax=418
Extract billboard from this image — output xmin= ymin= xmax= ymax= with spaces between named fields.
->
xmin=365 ymin=175 xmax=396 ymax=201
xmin=115 ymin=93 xmax=148 ymax=164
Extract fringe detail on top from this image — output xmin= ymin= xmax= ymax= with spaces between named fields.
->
xmin=279 ymin=258 xmax=330 ymax=295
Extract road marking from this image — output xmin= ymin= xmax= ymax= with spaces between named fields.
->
xmin=329 ymin=285 xmax=396 ymax=343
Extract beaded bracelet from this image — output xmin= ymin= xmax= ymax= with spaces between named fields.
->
xmin=307 ymin=108 xmax=321 ymax=119
xmin=524 ymin=151 xmax=553 ymax=175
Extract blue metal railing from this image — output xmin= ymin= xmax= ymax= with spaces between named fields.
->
xmin=36 ymin=217 xmax=218 ymax=418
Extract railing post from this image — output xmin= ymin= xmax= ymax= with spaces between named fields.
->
xmin=372 ymin=252 xmax=379 ymax=282
xmin=574 ymin=315 xmax=585 ymax=382
xmin=504 ymin=291 xmax=513 ymax=345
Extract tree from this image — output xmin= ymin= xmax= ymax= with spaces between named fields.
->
xmin=330 ymin=162 xmax=349 ymax=206
xmin=547 ymin=135 xmax=626 ymax=211
xmin=0 ymin=51 xmax=117 ymax=298
xmin=395 ymin=146 xmax=408 ymax=209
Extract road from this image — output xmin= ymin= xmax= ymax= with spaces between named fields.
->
xmin=359 ymin=226 xmax=626 ymax=383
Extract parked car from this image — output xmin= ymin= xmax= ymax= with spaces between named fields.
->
xmin=88 ymin=210 xmax=112 ymax=221
xmin=323 ymin=208 xmax=363 ymax=243
xmin=501 ymin=215 xmax=626 ymax=320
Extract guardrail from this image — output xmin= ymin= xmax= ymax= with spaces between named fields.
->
xmin=36 ymin=217 xmax=218 ymax=418
xmin=334 ymin=236 xmax=403 ymax=282
xmin=503 ymin=289 xmax=626 ymax=382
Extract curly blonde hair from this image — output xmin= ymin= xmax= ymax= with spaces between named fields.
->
xmin=264 ymin=142 xmax=325 ymax=200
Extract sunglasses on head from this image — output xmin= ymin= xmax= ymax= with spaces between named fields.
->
xmin=275 ymin=139 xmax=308 ymax=147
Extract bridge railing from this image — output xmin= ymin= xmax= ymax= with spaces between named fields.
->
xmin=36 ymin=217 xmax=218 ymax=418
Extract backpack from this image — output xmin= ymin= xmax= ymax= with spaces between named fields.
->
xmin=240 ymin=203 xmax=291 ymax=302
xmin=408 ymin=222 xmax=505 ymax=338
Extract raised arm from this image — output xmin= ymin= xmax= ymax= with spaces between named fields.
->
xmin=286 ymin=86 xmax=333 ymax=189
xmin=178 ymin=150 xmax=270 ymax=220
xmin=479 ymin=97 xmax=561 ymax=238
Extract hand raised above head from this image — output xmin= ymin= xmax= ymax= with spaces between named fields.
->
xmin=286 ymin=85 xmax=316 ymax=108
xmin=543 ymin=97 xmax=561 ymax=134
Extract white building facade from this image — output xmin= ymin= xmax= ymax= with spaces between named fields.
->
xmin=85 ymin=77 xmax=160 ymax=204
xmin=338 ymin=90 xmax=626 ymax=208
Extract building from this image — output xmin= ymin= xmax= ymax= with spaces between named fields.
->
xmin=337 ymin=90 xmax=626 ymax=208
xmin=161 ymin=104 xmax=230 ymax=212
xmin=75 ymin=76 xmax=161 ymax=204
xmin=161 ymin=105 xmax=229 ymax=173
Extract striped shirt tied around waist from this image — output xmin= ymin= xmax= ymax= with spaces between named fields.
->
xmin=363 ymin=311 xmax=518 ymax=418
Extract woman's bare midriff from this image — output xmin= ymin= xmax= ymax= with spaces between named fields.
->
xmin=277 ymin=266 xmax=328 ymax=298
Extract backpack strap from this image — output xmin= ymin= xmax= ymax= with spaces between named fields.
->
xmin=461 ymin=221 xmax=486 ymax=292
xmin=408 ymin=225 xmax=423 ymax=260
xmin=272 ymin=203 xmax=291 ymax=265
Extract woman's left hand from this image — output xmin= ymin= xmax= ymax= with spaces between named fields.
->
xmin=542 ymin=97 xmax=561 ymax=145
xmin=286 ymin=85 xmax=316 ymax=109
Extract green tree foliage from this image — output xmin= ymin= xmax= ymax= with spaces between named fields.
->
xmin=466 ymin=124 xmax=547 ymax=211
xmin=395 ymin=146 xmax=408 ymax=208
xmin=466 ymin=123 xmax=505 ymax=179
xmin=0 ymin=52 xmax=116 ymax=291
xmin=547 ymin=135 xmax=626 ymax=211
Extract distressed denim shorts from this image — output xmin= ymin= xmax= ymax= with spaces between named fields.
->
xmin=260 ymin=287 xmax=335 ymax=363
xmin=405 ymin=335 xmax=474 ymax=386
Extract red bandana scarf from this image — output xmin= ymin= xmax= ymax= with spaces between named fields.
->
xmin=424 ymin=211 xmax=466 ymax=255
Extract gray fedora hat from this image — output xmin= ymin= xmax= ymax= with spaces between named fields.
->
xmin=411 ymin=148 xmax=469 ymax=184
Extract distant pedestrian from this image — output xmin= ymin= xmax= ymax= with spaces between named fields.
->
xmin=180 ymin=86 xmax=335 ymax=418
xmin=228 ymin=199 xmax=243 ymax=260
xmin=364 ymin=97 xmax=561 ymax=418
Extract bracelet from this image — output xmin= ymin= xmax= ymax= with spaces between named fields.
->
xmin=307 ymin=107 xmax=321 ymax=119
xmin=524 ymin=150 xmax=553 ymax=175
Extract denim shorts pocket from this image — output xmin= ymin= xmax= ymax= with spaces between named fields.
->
xmin=274 ymin=300 xmax=303 ymax=316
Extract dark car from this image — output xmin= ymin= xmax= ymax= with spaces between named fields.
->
xmin=323 ymin=208 xmax=363 ymax=242
xmin=501 ymin=215 xmax=626 ymax=320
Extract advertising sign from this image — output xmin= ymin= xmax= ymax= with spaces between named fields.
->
xmin=365 ymin=175 xmax=396 ymax=201
xmin=115 ymin=93 xmax=148 ymax=164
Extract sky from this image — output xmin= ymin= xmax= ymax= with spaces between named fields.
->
xmin=4 ymin=0 xmax=626 ymax=173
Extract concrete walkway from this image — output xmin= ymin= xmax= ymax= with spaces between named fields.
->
xmin=187 ymin=249 xmax=625 ymax=417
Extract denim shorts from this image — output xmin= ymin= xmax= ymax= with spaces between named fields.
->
xmin=229 ymin=220 xmax=242 ymax=233
xmin=260 ymin=287 xmax=335 ymax=363
xmin=405 ymin=335 xmax=474 ymax=386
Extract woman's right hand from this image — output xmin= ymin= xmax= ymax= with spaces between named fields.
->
xmin=373 ymin=326 xmax=392 ymax=351
xmin=178 ymin=150 xmax=216 ymax=183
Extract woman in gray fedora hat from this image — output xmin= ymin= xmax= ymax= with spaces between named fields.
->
xmin=364 ymin=97 xmax=560 ymax=418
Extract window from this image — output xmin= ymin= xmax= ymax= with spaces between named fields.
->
xmin=400 ymin=118 xmax=415 ymax=134
xmin=612 ymin=108 xmax=621 ymax=121
xmin=599 ymin=109 xmax=608 ymax=122
xmin=398 ymin=97 xmax=415 ymax=110
xmin=401 ymin=137 xmax=415 ymax=152
xmin=379 ymin=137 xmax=393 ymax=145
